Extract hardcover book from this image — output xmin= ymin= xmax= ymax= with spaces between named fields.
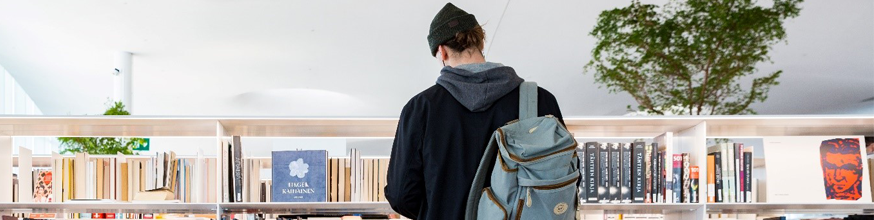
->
xmin=744 ymin=148 xmax=753 ymax=203
xmin=644 ymin=144 xmax=653 ymax=203
xmin=609 ymin=143 xmax=621 ymax=203
xmin=631 ymin=142 xmax=645 ymax=203
xmin=690 ymin=166 xmax=699 ymax=203
xmin=651 ymin=143 xmax=659 ymax=203
xmin=232 ymin=136 xmax=243 ymax=202
xmin=682 ymin=153 xmax=690 ymax=203
xmin=272 ymin=150 xmax=328 ymax=202
xmin=598 ymin=143 xmax=610 ymax=203
xmin=706 ymin=154 xmax=715 ymax=203
xmin=577 ymin=148 xmax=587 ymax=203
xmin=585 ymin=142 xmax=599 ymax=203
xmin=764 ymin=136 xmax=871 ymax=203
xmin=671 ymin=154 xmax=682 ymax=203
xmin=621 ymin=143 xmax=632 ymax=203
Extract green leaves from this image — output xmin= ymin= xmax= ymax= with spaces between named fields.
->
xmin=586 ymin=0 xmax=801 ymax=115
xmin=58 ymin=101 xmax=144 ymax=155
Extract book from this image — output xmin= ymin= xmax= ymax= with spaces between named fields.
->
xmin=631 ymin=142 xmax=645 ymax=203
xmin=706 ymin=154 xmax=715 ymax=203
xmin=735 ymin=143 xmax=743 ymax=203
xmin=764 ymin=136 xmax=871 ymax=202
xmin=577 ymin=148 xmax=587 ymax=204
xmin=272 ymin=150 xmax=328 ymax=202
xmin=682 ymin=153 xmax=690 ymax=203
xmin=643 ymin=143 xmax=653 ymax=203
xmin=232 ymin=136 xmax=243 ymax=202
xmin=744 ymin=147 xmax=753 ymax=203
xmin=33 ymin=170 xmax=53 ymax=202
xmin=609 ymin=143 xmax=620 ymax=203
xmin=585 ymin=142 xmax=599 ymax=203
xmin=620 ymin=143 xmax=632 ymax=203
xmin=598 ymin=143 xmax=610 ymax=203
xmin=671 ymin=154 xmax=682 ymax=203
xmin=690 ymin=166 xmax=699 ymax=203
xmin=726 ymin=143 xmax=735 ymax=203
xmin=651 ymin=143 xmax=659 ymax=203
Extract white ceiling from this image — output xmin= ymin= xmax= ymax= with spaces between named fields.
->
xmin=0 ymin=0 xmax=871 ymax=117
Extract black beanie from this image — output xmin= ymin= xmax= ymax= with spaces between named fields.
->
xmin=428 ymin=3 xmax=479 ymax=57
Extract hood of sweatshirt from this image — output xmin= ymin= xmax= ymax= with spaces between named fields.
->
xmin=436 ymin=62 xmax=524 ymax=112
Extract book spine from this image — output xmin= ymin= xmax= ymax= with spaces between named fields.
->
xmin=643 ymin=144 xmax=652 ymax=203
xmin=707 ymin=154 xmax=715 ymax=203
xmin=621 ymin=143 xmax=632 ymax=203
xmin=721 ymin=143 xmax=731 ymax=203
xmin=609 ymin=143 xmax=620 ymax=203
xmin=735 ymin=143 xmax=742 ymax=203
xmin=744 ymin=150 xmax=752 ymax=203
xmin=585 ymin=142 xmax=599 ymax=203
xmin=577 ymin=149 xmax=587 ymax=204
xmin=682 ymin=153 xmax=690 ymax=203
xmin=672 ymin=154 xmax=682 ymax=203
xmin=598 ymin=143 xmax=610 ymax=203
xmin=690 ymin=166 xmax=699 ymax=203
xmin=232 ymin=136 xmax=243 ymax=202
xmin=659 ymin=150 xmax=666 ymax=203
xmin=631 ymin=142 xmax=645 ymax=203
xmin=651 ymin=143 xmax=659 ymax=203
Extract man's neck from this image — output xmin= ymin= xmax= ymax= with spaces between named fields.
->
xmin=447 ymin=51 xmax=486 ymax=67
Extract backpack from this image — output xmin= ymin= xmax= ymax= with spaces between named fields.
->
xmin=465 ymin=81 xmax=580 ymax=220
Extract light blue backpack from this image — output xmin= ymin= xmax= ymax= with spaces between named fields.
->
xmin=465 ymin=82 xmax=580 ymax=220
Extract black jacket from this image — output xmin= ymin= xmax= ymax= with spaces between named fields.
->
xmin=385 ymin=83 xmax=564 ymax=220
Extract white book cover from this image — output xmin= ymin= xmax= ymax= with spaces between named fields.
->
xmin=87 ymin=160 xmax=94 ymax=199
xmin=195 ymin=149 xmax=204 ymax=203
xmin=725 ymin=143 xmax=735 ymax=203
xmin=74 ymin=153 xmax=89 ymax=199
xmin=110 ymin=157 xmax=116 ymax=200
xmin=0 ymin=137 xmax=11 ymax=202
xmin=52 ymin=152 xmax=63 ymax=202
xmin=18 ymin=147 xmax=32 ymax=202
xmin=764 ymin=136 xmax=871 ymax=202
xmin=116 ymin=152 xmax=126 ymax=201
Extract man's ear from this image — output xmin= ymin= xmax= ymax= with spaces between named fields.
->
xmin=437 ymin=45 xmax=449 ymax=61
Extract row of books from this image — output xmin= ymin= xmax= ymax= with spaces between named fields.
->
xmin=10 ymin=151 xmax=218 ymax=203
xmin=3 ymin=213 xmax=213 ymax=220
xmin=220 ymin=137 xmax=390 ymax=202
xmin=706 ymin=143 xmax=754 ymax=203
xmin=578 ymin=142 xmax=700 ymax=204
xmin=580 ymin=214 xmax=665 ymax=220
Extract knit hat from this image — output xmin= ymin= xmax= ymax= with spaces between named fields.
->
xmin=428 ymin=3 xmax=479 ymax=56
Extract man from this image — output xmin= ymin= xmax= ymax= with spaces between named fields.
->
xmin=384 ymin=3 xmax=565 ymax=219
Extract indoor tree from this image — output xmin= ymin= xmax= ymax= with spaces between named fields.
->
xmin=586 ymin=0 xmax=802 ymax=115
xmin=58 ymin=101 xmax=146 ymax=155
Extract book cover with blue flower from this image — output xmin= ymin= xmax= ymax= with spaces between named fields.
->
xmin=272 ymin=150 xmax=328 ymax=202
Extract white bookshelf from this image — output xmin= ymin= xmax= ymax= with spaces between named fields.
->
xmin=0 ymin=115 xmax=871 ymax=220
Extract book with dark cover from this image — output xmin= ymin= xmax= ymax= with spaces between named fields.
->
xmin=232 ymin=136 xmax=243 ymax=202
xmin=643 ymin=144 xmax=653 ymax=203
xmin=672 ymin=154 xmax=683 ymax=203
xmin=272 ymin=150 xmax=328 ymax=202
xmin=621 ymin=143 xmax=632 ymax=203
xmin=585 ymin=142 xmax=599 ymax=203
xmin=225 ymin=141 xmax=234 ymax=203
xmin=632 ymin=142 xmax=645 ymax=203
xmin=598 ymin=143 xmax=610 ymax=203
xmin=744 ymin=150 xmax=752 ymax=203
xmin=609 ymin=143 xmax=621 ymax=203
xmin=690 ymin=166 xmax=699 ymax=203
xmin=577 ymin=148 xmax=587 ymax=203
xmin=651 ymin=143 xmax=659 ymax=203
xmin=682 ymin=153 xmax=691 ymax=203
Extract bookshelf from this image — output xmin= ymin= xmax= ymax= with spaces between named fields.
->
xmin=0 ymin=115 xmax=872 ymax=220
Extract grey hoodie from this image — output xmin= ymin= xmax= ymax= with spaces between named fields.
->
xmin=436 ymin=62 xmax=525 ymax=112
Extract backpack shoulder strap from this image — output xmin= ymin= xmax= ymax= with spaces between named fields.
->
xmin=465 ymin=138 xmax=498 ymax=220
xmin=519 ymin=81 xmax=538 ymax=120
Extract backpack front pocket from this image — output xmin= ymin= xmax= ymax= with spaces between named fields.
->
xmin=517 ymin=174 xmax=578 ymax=220
xmin=477 ymin=187 xmax=509 ymax=220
